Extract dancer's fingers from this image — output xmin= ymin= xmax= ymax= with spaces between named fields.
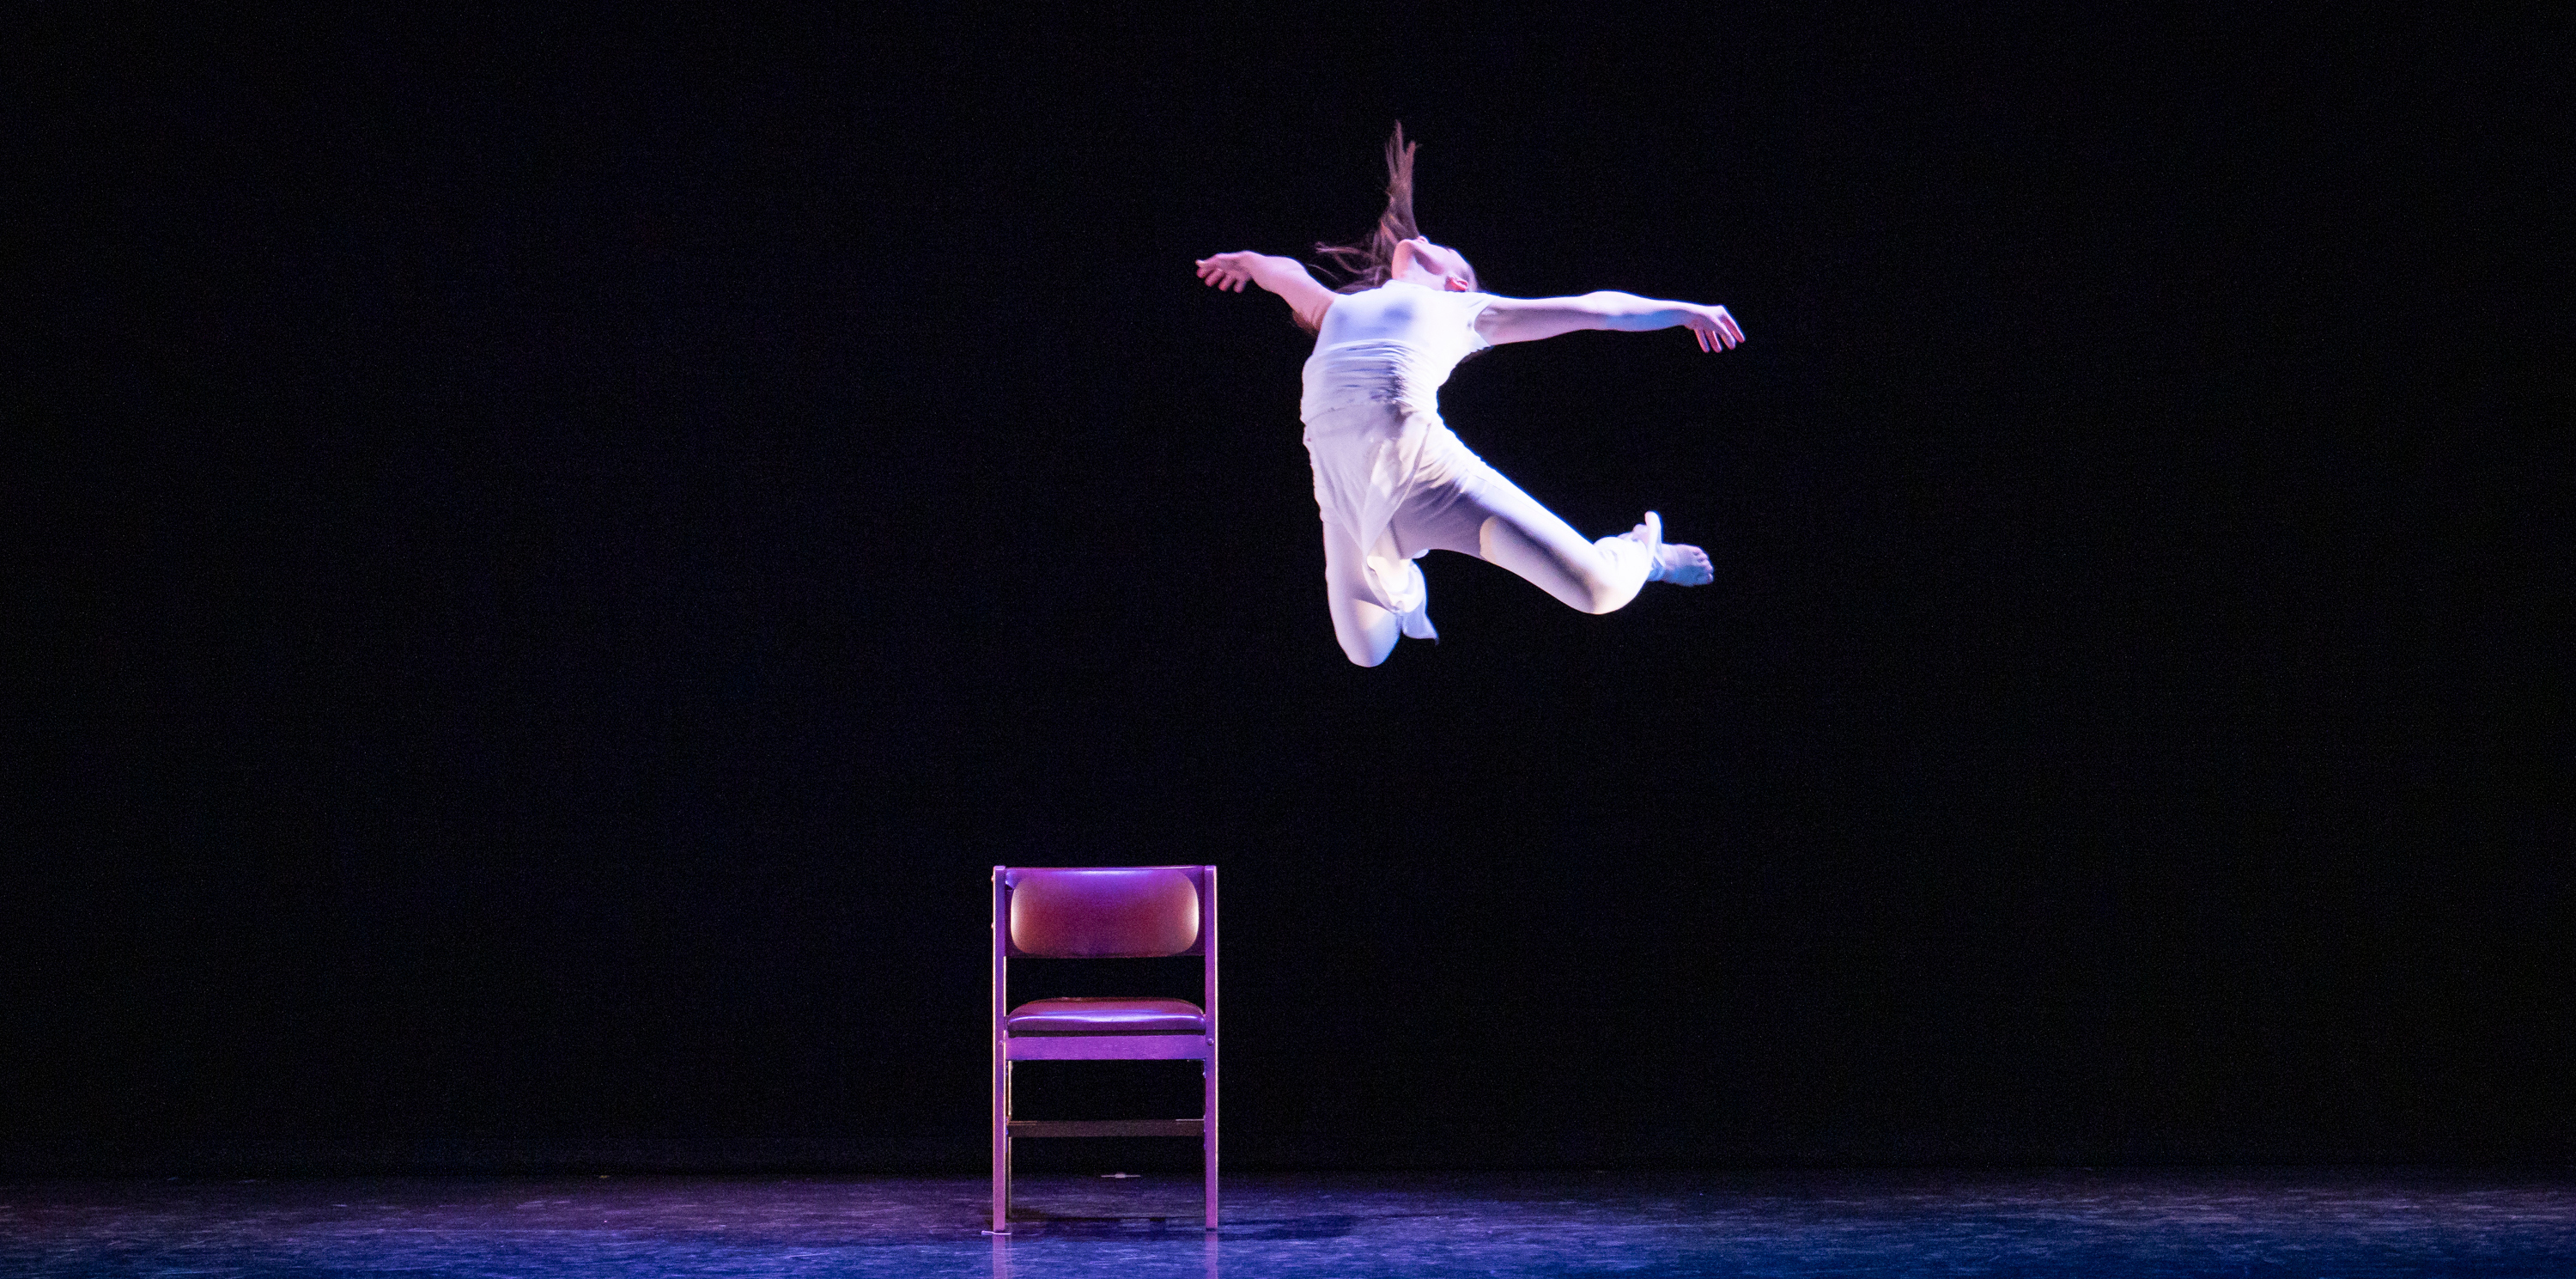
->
xmin=1719 ymin=314 xmax=1745 ymax=344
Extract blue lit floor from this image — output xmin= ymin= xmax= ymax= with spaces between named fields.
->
xmin=5 ymin=1167 xmax=2572 ymax=1276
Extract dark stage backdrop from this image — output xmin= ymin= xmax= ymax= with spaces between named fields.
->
xmin=14 ymin=8 xmax=2568 ymax=1172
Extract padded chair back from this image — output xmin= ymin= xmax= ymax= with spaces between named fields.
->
xmin=1006 ymin=867 xmax=1203 ymax=958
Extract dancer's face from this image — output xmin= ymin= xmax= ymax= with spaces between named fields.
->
xmin=1391 ymin=236 xmax=1475 ymax=291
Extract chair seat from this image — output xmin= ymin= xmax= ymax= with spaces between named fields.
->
xmin=1006 ymin=996 xmax=1206 ymax=1036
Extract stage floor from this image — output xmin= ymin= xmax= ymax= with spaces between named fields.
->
xmin=4 ymin=1167 xmax=2571 ymax=1276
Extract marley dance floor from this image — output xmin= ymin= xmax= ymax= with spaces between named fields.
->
xmin=4 ymin=1167 xmax=2572 ymax=1276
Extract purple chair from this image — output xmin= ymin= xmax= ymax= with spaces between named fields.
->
xmin=990 ymin=865 xmax=1218 ymax=1233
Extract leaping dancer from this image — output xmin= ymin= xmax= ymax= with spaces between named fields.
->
xmin=1196 ymin=125 xmax=1745 ymax=667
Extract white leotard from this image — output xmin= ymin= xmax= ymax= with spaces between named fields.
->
xmin=1298 ymin=280 xmax=1496 ymax=418
xmin=1297 ymin=282 xmax=1498 ymax=635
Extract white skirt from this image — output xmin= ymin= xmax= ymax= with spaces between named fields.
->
xmin=1300 ymin=399 xmax=1494 ymax=640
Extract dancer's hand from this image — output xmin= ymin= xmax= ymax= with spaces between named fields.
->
xmin=1194 ymin=252 xmax=1265 ymax=292
xmin=1684 ymin=305 xmax=1745 ymax=353
xmin=1194 ymin=251 xmax=1340 ymax=330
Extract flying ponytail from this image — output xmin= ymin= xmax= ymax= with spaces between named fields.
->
xmin=1311 ymin=124 xmax=1478 ymax=300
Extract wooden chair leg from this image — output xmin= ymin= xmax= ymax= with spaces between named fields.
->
xmin=991 ymin=1058 xmax=1011 ymax=1233
xmin=1201 ymin=1055 xmax=1219 ymax=1230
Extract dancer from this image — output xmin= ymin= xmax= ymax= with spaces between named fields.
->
xmin=1195 ymin=125 xmax=1744 ymax=667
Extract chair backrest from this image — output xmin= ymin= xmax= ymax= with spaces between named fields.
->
xmin=1001 ymin=866 xmax=1206 ymax=958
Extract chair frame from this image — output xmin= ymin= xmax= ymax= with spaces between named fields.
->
xmin=990 ymin=865 xmax=1218 ymax=1233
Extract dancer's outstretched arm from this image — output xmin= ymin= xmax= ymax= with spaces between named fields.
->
xmin=1194 ymin=251 xmax=1339 ymax=331
xmin=1479 ymin=292 xmax=1745 ymax=352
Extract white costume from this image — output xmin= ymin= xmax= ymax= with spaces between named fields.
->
xmin=1299 ymin=281 xmax=1656 ymax=662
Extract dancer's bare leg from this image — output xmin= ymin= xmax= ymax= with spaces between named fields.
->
xmin=1439 ymin=472 xmax=1711 ymax=613
xmin=1320 ymin=521 xmax=1400 ymax=667
xmin=1476 ymin=508 xmax=1644 ymax=615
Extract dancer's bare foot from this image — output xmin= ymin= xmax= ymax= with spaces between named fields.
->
xmin=1651 ymin=540 xmax=1715 ymax=586
xmin=1625 ymin=512 xmax=1715 ymax=586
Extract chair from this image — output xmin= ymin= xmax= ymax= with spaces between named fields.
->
xmin=990 ymin=865 xmax=1218 ymax=1233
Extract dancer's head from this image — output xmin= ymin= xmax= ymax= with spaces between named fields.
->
xmin=1389 ymin=236 xmax=1475 ymax=292
xmin=1313 ymin=124 xmax=1479 ymax=303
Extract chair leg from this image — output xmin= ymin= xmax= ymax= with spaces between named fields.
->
xmin=1201 ymin=1056 xmax=1218 ymax=1230
xmin=991 ymin=1058 xmax=1011 ymax=1233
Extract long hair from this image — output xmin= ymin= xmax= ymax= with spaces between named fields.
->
xmin=1311 ymin=124 xmax=1478 ymax=301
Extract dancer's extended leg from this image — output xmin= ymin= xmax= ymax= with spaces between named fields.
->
xmin=1320 ymin=520 xmax=1400 ymax=667
xmin=1401 ymin=468 xmax=1711 ymax=614
xmin=1477 ymin=499 xmax=1649 ymax=615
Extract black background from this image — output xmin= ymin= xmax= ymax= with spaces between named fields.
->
xmin=13 ymin=6 xmax=2569 ymax=1172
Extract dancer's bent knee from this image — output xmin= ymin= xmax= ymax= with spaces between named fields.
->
xmin=1321 ymin=528 xmax=1401 ymax=666
xmin=1333 ymin=604 xmax=1398 ymax=667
